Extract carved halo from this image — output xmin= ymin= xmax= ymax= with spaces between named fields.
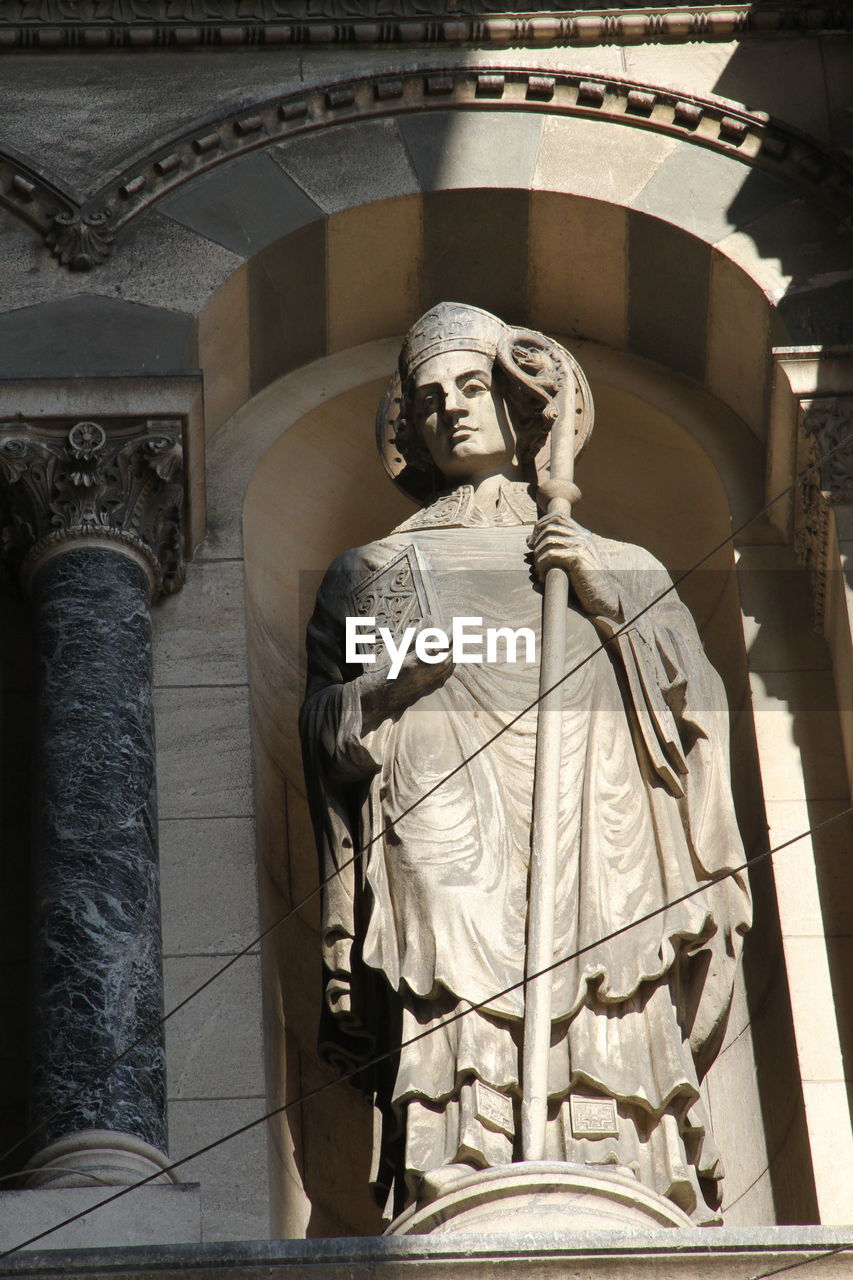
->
xmin=376 ymin=320 xmax=594 ymax=502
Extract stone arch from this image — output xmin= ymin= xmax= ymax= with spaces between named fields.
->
xmin=3 ymin=63 xmax=848 ymax=250
xmin=1 ymin=61 xmax=850 ymax=416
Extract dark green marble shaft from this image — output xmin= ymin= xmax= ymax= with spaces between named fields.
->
xmin=29 ymin=546 xmax=167 ymax=1154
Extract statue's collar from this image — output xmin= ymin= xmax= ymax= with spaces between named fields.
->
xmin=393 ymin=481 xmax=538 ymax=533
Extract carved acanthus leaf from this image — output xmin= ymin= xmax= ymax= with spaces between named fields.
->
xmin=794 ymin=396 xmax=853 ymax=631
xmin=0 ymin=417 xmax=185 ymax=596
xmin=45 ymin=209 xmax=114 ymax=271
xmin=801 ymin=398 xmax=853 ymax=504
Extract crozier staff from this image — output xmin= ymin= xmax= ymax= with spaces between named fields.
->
xmin=300 ymin=302 xmax=751 ymax=1224
xmin=518 ymin=322 xmax=582 ymax=1164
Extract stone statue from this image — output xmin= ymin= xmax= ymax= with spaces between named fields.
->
xmin=299 ymin=302 xmax=751 ymax=1228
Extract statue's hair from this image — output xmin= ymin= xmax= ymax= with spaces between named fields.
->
xmin=394 ymin=352 xmax=551 ymax=479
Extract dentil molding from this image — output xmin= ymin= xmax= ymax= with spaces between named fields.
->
xmin=0 ymin=4 xmax=850 ymax=49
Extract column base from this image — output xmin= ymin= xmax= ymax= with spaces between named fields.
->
xmin=24 ymin=1129 xmax=177 ymax=1189
xmin=386 ymin=1161 xmax=697 ymax=1236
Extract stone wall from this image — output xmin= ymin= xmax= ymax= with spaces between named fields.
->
xmin=0 ymin=14 xmax=850 ymax=1252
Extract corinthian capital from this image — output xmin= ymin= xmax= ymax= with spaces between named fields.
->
xmin=793 ymin=394 xmax=853 ymax=630
xmin=0 ymin=416 xmax=186 ymax=597
xmin=801 ymin=397 xmax=853 ymax=505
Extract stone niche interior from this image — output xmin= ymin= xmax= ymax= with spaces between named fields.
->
xmin=238 ymin=336 xmax=832 ymax=1237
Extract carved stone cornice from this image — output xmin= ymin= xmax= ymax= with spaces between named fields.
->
xmin=794 ymin=396 xmax=853 ymax=628
xmin=0 ymin=417 xmax=186 ymax=598
xmin=3 ymin=65 xmax=853 ymax=272
xmin=0 ymin=3 xmax=849 ymax=49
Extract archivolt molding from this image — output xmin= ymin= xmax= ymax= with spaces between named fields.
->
xmin=3 ymin=65 xmax=853 ymax=272
xmin=0 ymin=4 xmax=850 ymax=48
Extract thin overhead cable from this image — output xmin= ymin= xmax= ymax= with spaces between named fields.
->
xmin=749 ymin=1245 xmax=851 ymax=1280
xmin=0 ymin=433 xmax=848 ymax=1179
xmin=1 ymin=803 xmax=850 ymax=1258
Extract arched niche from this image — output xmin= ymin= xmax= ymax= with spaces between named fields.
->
xmin=148 ymin=99 xmax=850 ymax=1234
xmin=235 ymin=336 xmax=819 ymax=1236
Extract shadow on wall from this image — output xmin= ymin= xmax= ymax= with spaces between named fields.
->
xmin=711 ymin=31 xmax=853 ymax=1221
xmin=715 ymin=32 xmax=853 ymax=346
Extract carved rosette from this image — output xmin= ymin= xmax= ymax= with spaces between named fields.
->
xmin=794 ymin=396 xmax=853 ymax=629
xmin=0 ymin=417 xmax=185 ymax=597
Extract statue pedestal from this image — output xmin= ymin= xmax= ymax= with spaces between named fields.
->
xmin=386 ymin=1162 xmax=696 ymax=1236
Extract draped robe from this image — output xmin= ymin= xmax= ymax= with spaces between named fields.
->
xmin=300 ymin=481 xmax=751 ymax=1222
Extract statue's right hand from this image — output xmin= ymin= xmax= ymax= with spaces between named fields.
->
xmin=358 ymin=638 xmax=455 ymax=731
xmin=389 ymin=645 xmax=455 ymax=700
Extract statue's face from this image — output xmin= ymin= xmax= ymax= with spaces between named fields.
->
xmin=410 ymin=351 xmax=516 ymax=482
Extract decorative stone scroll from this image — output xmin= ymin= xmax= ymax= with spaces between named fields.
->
xmin=0 ymin=416 xmax=185 ymax=598
xmin=795 ymin=396 xmax=853 ymax=629
xmin=45 ymin=209 xmax=115 ymax=272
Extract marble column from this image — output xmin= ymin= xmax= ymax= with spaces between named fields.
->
xmin=0 ymin=418 xmax=185 ymax=1188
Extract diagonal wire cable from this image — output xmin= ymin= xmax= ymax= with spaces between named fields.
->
xmin=749 ymin=1245 xmax=851 ymax=1280
xmin=0 ymin=431 xmax=848 ymax=1176
xmin=1 ymin=802 xmax=850 ymax=1259
xmin=0 ymin=430 xmax=846 ymax=1170
xmin=747 ymin=1249 xmax=845 ymax=1280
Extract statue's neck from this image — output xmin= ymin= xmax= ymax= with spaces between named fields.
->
xmin=466 ymin=467 xmax=525 ymax=513
xmin=392 ymin=477 xmax=537 ymax=534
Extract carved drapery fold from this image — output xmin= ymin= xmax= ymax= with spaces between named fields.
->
xmin=0 ymin=416 xmax=185 ymax=597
